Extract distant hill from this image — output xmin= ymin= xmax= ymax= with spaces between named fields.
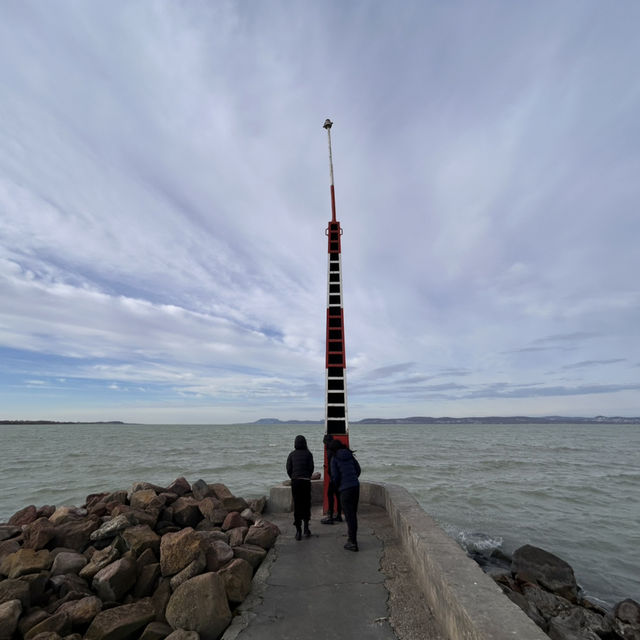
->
xmin=356 ymin=415 xmax=640 ymax=424
xmin=253 ymin=418 xmax=323 ymax=424
xmin=0 ymin=420 xmax=126 ymax=425
xmin=255 ymin=415 xmax=640 ymax=425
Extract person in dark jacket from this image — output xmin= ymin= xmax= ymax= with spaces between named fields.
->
xmin=321 ymin=434 xmax=343 ymax=524
xmin=286 ymin=435 xmax=314 ymax=540
xmin=329 ymin=440 xmax=361 ymax=551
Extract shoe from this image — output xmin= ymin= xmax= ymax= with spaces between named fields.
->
xmin=344 ymin=541 xmax=359 ymax=552
xmin=295 ymin=527 xmax=302 ymax=541
xmin=304 ymin=527 xmax=311 ymax=538
xmin=321 ymin=516 xmax=334 ymax=525
xmin=334 ymin=514 xmax=343 ymax=522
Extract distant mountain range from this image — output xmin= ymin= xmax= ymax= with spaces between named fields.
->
xmin=0 ymin=420 xmax=127 ymax=425
xmin=255 ymin=415 xmax=640 ymax=425
xmin=3 ymin=416 xmax=638 ymax=426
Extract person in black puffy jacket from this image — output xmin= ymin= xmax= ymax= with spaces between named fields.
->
xmin=286 ymin=435 xmax=314 ymax=540
xmin=330 ymin=440 xmax=361 ymax=551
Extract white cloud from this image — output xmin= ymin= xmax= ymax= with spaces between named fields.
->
xmin=0 ymin=1 xmax=639 ymax=422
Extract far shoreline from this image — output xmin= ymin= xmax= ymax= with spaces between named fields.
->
xmin=2 ymin=415 xmax=640 ymax=426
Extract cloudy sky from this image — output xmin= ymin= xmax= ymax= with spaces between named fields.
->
xmin=1 ymin=1 xmax=639 ymax=424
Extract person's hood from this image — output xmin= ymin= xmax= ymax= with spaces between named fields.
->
xmin=335 ymin=448 xmax=352 ymax=460
xmin=294 ymin=435 xmax=308 ymax=450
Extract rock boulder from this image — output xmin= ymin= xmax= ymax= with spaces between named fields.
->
xmin=165 ymin=572 xmax=231 ymax=640
xmin=85 ymin=599 xmax=155 ymax=640
xmin=512 ymin=545 xmax=578 ymax=603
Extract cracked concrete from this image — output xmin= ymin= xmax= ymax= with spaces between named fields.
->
xmin=222 ymin=503 xmax=444 ymax=640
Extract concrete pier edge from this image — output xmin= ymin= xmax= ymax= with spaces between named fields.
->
xmin=268 ymin=480 xmax=548 ymax=640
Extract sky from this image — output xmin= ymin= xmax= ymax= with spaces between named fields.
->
xmin=1 ymin=1 xmax=639 ymax=424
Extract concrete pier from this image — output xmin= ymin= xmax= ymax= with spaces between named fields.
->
xmin=226 ymin=481 xmax=548 ymax=640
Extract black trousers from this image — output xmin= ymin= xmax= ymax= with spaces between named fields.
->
xmin=340 ymin=485 xmax=359 ymax=544
xmin=327 ymin=480 xmax=342 ymax=516
xmin=291 ymin=478 xmax=311 ymax=526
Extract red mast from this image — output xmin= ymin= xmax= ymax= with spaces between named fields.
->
xmin=323 ymin=119 xmax=349 ymax=511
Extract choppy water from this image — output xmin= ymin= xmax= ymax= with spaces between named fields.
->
xmin=1 ymin=422 xmax=638 ymax=607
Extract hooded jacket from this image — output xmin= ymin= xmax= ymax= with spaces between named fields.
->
xmin=330 ymin=447 xmax=361 ymax=492
xmin=286 ymin=435 xmax=314 ymax=480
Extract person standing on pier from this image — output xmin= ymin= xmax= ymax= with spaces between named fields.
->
xmin=286 ymin=435 xmax=315 ymax=540
xmin=321 ymin=434 xmax=343 ymax=524
xmin=329 ymin=439 xmax=361 ymax=551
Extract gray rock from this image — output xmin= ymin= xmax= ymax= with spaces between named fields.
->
xmin=53 ymin=516 xmax=101 ymax=551
xmin=218 ymin=557 xmax=253 ymax=603
xmin=501 ymin=586 xmax=547 ymax=630
xmin=610 ymin=601 xmax=640 ymax=640
xmin=89 ymin=514 xmax=130 ymax=542
xmin=0 ymin=525 xmax=22 ymax=542
xmin=165 ymin=630 xmax=200 ymax=640
xmin=247 ymin=496 xmax=266 ymax=515
xmin=130 ymin=489 xmax=165 ymax=512
xmin=136 ymin=547 xmax=159 ymax=572
xmin=24 ymin=611 xmax=71 ymax=640
xmin=165 ymin=573 xmax=231 ymax=640
xmin=85 ymin=599 xmax=155 ymax=640
xmin=197 ymin=497 xmax=223 ymax=522
xmin=8 ymin=504 xmax=38 ymax=526
xmin=51 ymin=551 xmax=88 ymax=576
xmin=80 ymin=544 xmax=120 ymax=580
xmin=49 ymin=572 xmax=92 ymax=598
xmin=0 ymin=599 xmax=22 ymax=640
xmin=227 ymin=526 xmax=248 ymax=547
xmin=243 ymin=520 xmax=279 ymax=550
xmin=171 ymin=498 xmax=202 ymax=529
xmin=195 ymin=530 xmax=228 ymax=544
xmin=92 ymin=553 xmax=137 ymax=602
xmin=209 ymin=484 xmax=233 ymax=501
xmin=151 ymin=578 xmax=171 ymax=623
xmin=203 ymin=539 xmax=234 ymax=572
xmin=49 ymin=506 xmax=86 ymax=526
xmin=221 ymin=512 xmax=247 ymax=531
xmin=0 ymin=578 xmax=31 ymax=608
xmin=122 ymin=524 xmax=160 ymax=556
xmin=547 ymin=608 xmax=601 ymax=640
xmin=191 ymin=479 xmax=214 ymax=501
xmin=0 ymin=538 xmax=21 ymax=562
xmin=18 ymin=609 xmax=50 ymax=637
xmin=104 ymin=490 xmax=128 ymax=506
xmin=165 ymin=477 xmax=191 ymax=497
xmin=233 ymin=544 xmax=267 ymax=569
xmin=512 ymin=545 xmax=578 ymax=602
xmin=615 ymin=598 xmax=640 ymax=624
xmin=159 ymin=528 xmax=203 ymax=577
xmin=0 ymin=548 xmax=52 ymax=578
xmin=240 ymin=508 xmax=257 ymax=523
xmin=521 ymin=583 xmax=573 ymax=620
xmin=221 ymin=497 xmax=248 ymax=513
xmin=55 ymin=595 xmax=102 ymax=626
xmin=124 ymin=507 xmax=158 ymax=528
xmin=139 ymin=621 xmax=174 ymax=640
xmin=170 ymin=551 xmax=207 ymax=591
xmin=134 ymin=562 xmax=161 ymax=598
xmin=22 ymin=518 xmax=57 ymax=550
xmin=129 ymin=482 xmax=165 ymax=497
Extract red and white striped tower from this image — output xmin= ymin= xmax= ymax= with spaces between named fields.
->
xmin=323 ymin=118 xmax=350 ymax=511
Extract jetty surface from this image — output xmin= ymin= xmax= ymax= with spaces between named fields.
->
xmin=224 ymin=482 xmax=548 ymax=640
xmin=224 ymin=503 xmax=442 ymax=640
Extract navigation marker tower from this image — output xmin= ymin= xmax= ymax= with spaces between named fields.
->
xmin=323 ymin=118 xmax=350 ymax=509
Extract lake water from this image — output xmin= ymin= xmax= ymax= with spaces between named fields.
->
xmin=1 ymin=421 xmax=638 ymax=607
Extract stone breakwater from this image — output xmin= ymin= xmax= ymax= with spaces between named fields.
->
xmin=472 ymin=544 xmax=640 ymax=640
xmin=0 ymin=477 xmax=280 ymax=640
